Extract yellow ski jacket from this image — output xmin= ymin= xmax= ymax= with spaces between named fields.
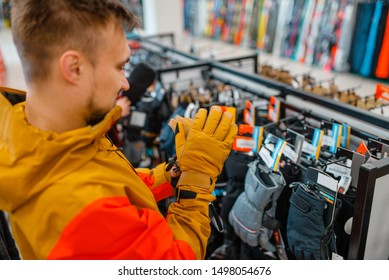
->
xmin=0 ymin=93 xmax=213 ymax=260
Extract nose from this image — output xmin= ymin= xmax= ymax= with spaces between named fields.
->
xmin=121 ymin=76 xmax=130 ymax=91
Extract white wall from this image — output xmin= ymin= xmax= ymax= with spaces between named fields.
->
xmin=0 ymin=29 xmax=27 ymax=90
xmin=142 ymin=0 xmax=184 ymax=36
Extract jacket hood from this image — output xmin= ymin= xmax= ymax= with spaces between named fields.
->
xmin=0 ymin=94 xmax=122 ymax=212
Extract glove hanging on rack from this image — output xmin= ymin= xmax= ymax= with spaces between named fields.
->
xmin=228 ymin=159 xmax=286 ymax=249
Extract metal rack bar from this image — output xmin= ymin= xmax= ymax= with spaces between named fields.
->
xmin=129 ymin=33 xmax=388 ymax=133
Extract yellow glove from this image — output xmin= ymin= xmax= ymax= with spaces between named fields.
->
xmin=170 ymin=106 xmax=237 ymax=194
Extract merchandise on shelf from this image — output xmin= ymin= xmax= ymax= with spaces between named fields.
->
xmin=183 ymin=0 xmax=389 ymax=82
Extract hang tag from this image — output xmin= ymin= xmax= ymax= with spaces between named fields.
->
xmin=320 ymin=122 xmax=342 ymax=154
xmin=375 ymin=83 xmax=389 ymax=101
xmin=239 ymin=124 xmax=254 ymax=135
xmin=356 ymin=141 xmax=368 ymax=155
xmin=283 ymin=144 xmax=298 ymax=163
xmin=317 ymin=172 xmax=339 ymax=193
xmin=272 ymin=139 xmax=287 ymax=171
xmin=331 ymin=252 xmax=344 ymax=260
xmin=303 ymin=141 xmax=317 ymax=155
xmin=250 ymin=102 xmax=256 ymax=125
xmin=265 ymin=143 xmax=275 ymax=152
xmin=329 ymin=123 xmax=342 ymax=154
xmin=252 ymin=126 xmax=264 ymax=153
xmin=336 ymin=147 xmax=366 ymax=187
xmin=305 ymin=167 xmax=339 ymax=196
xmin=338 ymin=175 xmax=352 ymax=194
xmin=326 ymin=163 xmax=351 ymax=178
xmin=322 ymin=135 xmax=334 ymax=147
xmin=259 ymin=147 xmax=274 ymax=169
xmin=326 ymin=163 xmax=352 ymax=194
xmin=243 ymin=109 xmax=253 ymax=126
xmin=232 ymin=136 xmax=254 ymax=152
xmin=269 ymin=109 xmax=277 ymax=123
xmin=286 ymin=129 xmax=305 ymax=164
xmin=264 ymin=133 xmax=279 ymax=144
xmin=268 ymin=96 xmax=281 ymax=123
xmin=341 ymin=124 xmax=351 ymax=149
xmin=310 ymin=129 xmax=324 ymax=160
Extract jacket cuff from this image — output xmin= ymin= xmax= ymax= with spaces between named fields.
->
xmin=155 ymin=163 xmax=172 ymax=186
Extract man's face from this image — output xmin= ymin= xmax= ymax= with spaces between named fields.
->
xmin=83 ymin=22 xmax=130 ymax=126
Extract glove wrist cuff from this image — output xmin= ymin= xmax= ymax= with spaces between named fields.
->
xmin=177 ymin=172 xmax=215 ymax=190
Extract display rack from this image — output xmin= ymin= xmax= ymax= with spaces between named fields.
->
xmin=154 ymin=61 xmax=389 ymax=260
xmin=136 ymin=34 xmax=388 ymax=138
xmin=349 ymin=157 xmax=389 ymax=260
xmin=132 ymin=34 xmax=259 ymax=74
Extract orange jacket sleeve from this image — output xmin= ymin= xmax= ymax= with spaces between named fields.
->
xmin=47 ymin=196 xmax=196 ymax=259
xmin=136 ymin=163 xmax=174 ymax=202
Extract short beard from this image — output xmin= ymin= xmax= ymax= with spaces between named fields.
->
xmin=86 ymin=111 xmax=106 ymax=126
xmin=85 ymin=100 xmax=108 ymax=126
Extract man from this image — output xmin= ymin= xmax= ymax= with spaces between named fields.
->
xmin=0 ymin=0 xmax=237 ymax=259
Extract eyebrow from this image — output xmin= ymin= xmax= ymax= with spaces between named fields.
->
xmin=121 ymin=57 xmax=130 ymax=65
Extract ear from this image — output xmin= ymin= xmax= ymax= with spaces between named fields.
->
xmin=59 ymin=51 xmax=86 ymax=84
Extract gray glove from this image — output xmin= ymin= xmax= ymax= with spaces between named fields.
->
xmin=228 ymin=160 xmax=285 ymax=247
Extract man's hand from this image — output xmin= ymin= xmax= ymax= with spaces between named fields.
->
xmin=116 ymin=96 xmax=131 ymax=117
xmin=170 ymin=106 xmax=237 ymax=194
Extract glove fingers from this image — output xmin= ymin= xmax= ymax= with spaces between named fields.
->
xmin=168 ymin=118 xmax=178 ymax=132
xmin=213 ymin=111 xmax=233 ymax=141
xmin=224 ymin=123 xmax=238 ymax=147
xmin=191 ymin=108 xmax=208 ymax=131
xmin=203 ymin=106 xmax=223 ymax=135
xmin=175 ymin=121 xmax=187 ymax=156
xmin=175 ymin=116 xmax=193 ymax=136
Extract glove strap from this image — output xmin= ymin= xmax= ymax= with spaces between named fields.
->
xmin=177 ymin=172 xmax=214 ymax=190
xmin=175 ymin=188 xmax=197 ymax=200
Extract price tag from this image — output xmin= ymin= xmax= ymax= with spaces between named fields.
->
xmin=269 ymin=109 xmax=278 ymax=123
xmin=236 ymin=138 xmax=254 ymax=149
xmin=317 ymin=173 xmax=338 ymax=193
xmin=329 ymin=123 xmax=342 ymax=154
xmin=322 ymin=135 xmax=334 ymax=147
xmin=272 ymin=139 xmax=287 ymax=171
xmin=252 ymin=126 xmax=264 ymax=153
xmin=259 ymin=147 xmax=274 ymax=169
xmin=265 ymin=143 xmax=275 ymax=152
xmin=283 ymin=144 xmax=298 ymax=163
xmin=338 ymin=175 xmax=352 ymax=194
xmin=303 ymin=141 xmax=317 ymax=155
xmin=326 ymin=163 xmax=351 ymax=177
xmin=232 ymin=136 xmax=254 ymax=152
xmin=341 ymin=124 xmax=351 ymax=149
xmin=268 ymin=96 xmax=280 ymax=123
xmin=243 ymin=109 xmax=253 ymax=126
